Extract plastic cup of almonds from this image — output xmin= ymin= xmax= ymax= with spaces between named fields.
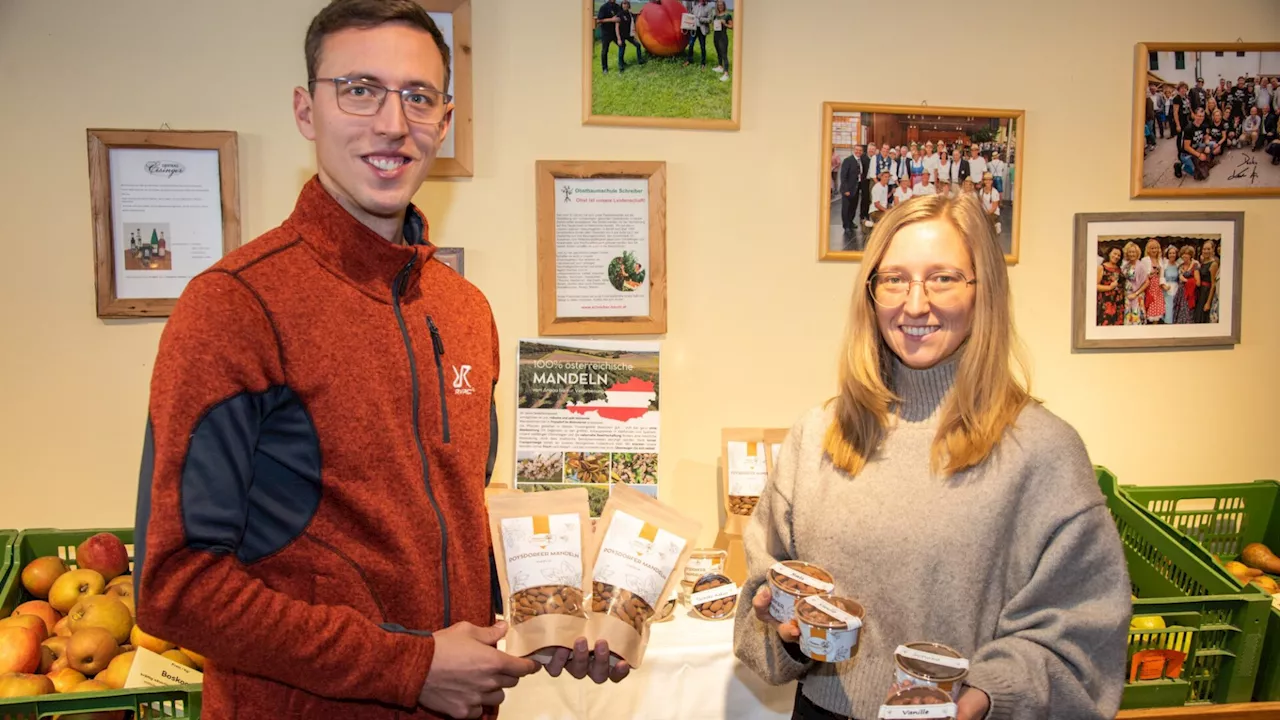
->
xmin=878 ymin=685 xmax=957 ymax=719
xmin=893 ymin=642 xmax=970 ymax=703
xmin=689 ymin=573 xmax=739 ymax=620
xmin=766 ymin=560 xmax=835 ymax=623
xmin=794 ymin=594 xmax=864 ymax=662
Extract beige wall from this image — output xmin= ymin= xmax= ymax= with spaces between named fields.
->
xmin=1 ymin=1 xmax=1277 ymax=545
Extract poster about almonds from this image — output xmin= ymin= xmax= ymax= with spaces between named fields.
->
xmin=515 ymin=338 xmax=660 ymax=516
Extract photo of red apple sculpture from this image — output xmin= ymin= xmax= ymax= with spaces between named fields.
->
xmin=635 ymin=0 xmax=689 ymax=57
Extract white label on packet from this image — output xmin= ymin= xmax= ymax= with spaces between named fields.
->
xmin=727 ymin=440 xmax=768 ymax=497
xmin=878 ymin=703 xmax=959 ymax=719
xmin=895 ymin=645 xmax=970 ymax=670
xmin=690 ymin=583 xmax=739 ymax=605
xmin=684 ymin=555 xmax=722 ymax=581
xmin=770 ymin=562 xmax=835 ymax=593
xmin=804 ymin=596 xmax=862 ymax=629
xmin=500 ymin=513 xmax=583 ymax=593
xmin=594 ymin=510 xmax=687 ymax=606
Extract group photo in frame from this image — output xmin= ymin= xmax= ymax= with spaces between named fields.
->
xmin=1071 ymin=211 xmax=1243 ymax=350
xmin=818 ymin=102 xmax=1024 ymax=264
xmin=583 ymin=0 xmax=742 ymax=130
xmin=417 ymin=0 xmax=473 ymax=177
xmin=1133 ymin=42 xmax=1280 ymax=198
xmin=87 ymin=128 xmax=241 ymax=319
xmin=535 ymin=160 xmax=667 ymax=336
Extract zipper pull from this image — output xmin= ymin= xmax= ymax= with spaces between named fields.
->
xmin=426 ymin=316 xmax=445 ymax=356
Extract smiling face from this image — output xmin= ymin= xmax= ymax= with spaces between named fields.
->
xmin=1107 ymin=247 xmax=1122 ymax=265
xmin=1165 ymin=244 xmax=1178 ymax=262
xmin=874 ymin=219 xmax=976 ymax=369
xmin=293 ymin=23 xmax=451 ymax=236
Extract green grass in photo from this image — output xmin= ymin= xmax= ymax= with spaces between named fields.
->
xmin=590 ymin=33 xmax=733 ymax=120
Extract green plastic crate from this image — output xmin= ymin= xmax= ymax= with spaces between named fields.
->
xmin=1117 ymin=478 xmax=1280 ymax=702
xmin=0 ymin=528 xmax=202 ymax=719
xmin=0 ymin=530 xmax=16 ymax=594
xmin=1097 ymin=467 xmax=1271 ymax=708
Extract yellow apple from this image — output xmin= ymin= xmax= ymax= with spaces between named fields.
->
xmin=70 ymin=678 xmax=110 ymax=693
xmin=66 ymin=628 xmax=118 ymax=676
xmin=177 ymin=647 xmax=205 ymax=670
xmin=0 ymin=671 xmax=54 ymax=697
xmin=67 ymin=597 xmax=133 ymax=645
xmin=129 ymin=625 xmax=174 ymax=655
xmin=95 ymin=651 xmax=134 ymax=689
xmin=48 ymin=570 xmax=105 ymax=614
xmin=161 ymin=649 xmax=196 ymax=669
xmin=47 ymin=666 xmax=87 ymax=693
xmin=20 ymin=556 xmax=69 ymax=600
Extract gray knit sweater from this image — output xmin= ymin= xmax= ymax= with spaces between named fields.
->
xmin=732 ymin=356 xmax=1131 ymax=720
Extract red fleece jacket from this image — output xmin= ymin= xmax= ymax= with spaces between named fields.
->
xmin=134 ymin=177 xmax=500 ymax=719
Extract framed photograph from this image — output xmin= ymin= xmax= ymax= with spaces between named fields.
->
xmin=818 ymin=102 xmax=1025 ymax=264
xmin=1132 ymin=43 xmax=1280 ymax=198
xmin=434 ymin=247 xmax=465 ymax=276
xmin=583 ymin=0 xmax=742 ymax=131
xmin=535 ymin=160 xmax=667 ymax=336
xmin=87 ymin=128 xmax=241 ymax=319
xmin=417 ymin=0 xmax=473 ymax=177
xmin=1071 ymin=212 xmax=1243 ymax=350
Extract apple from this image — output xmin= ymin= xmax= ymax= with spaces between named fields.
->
xmin=105 ymin=575 xmax=132 ymax=590
xmin=47 ymin=655 xmax=69 ymax=674
xmin=20 ymin=556 xmax=69 ymax=599
xmin=179 ymin=647 xmax=205 ymax=670
xmin=47 ymin=666 xmax=87 ymax=693
xmin=75 ymin=534 xmax=129 ymax=582
xmin=95 ymin=651 xmax=134 ymax=689
xmin=0 ymin=671 xmax=54 ymax=697
xmin=115 ymin=596 xmax=135 ymax=619
xmin=0 ymin=615 xmax=48 ymax=643
xmin=66 ymin=627 xmax=118 ymax=676
xmin=48 ymin=569 xmax=106 ymax=613
xmin=104 ymin=583 xmax=132 ymax=602
xmin=161 ymin=649 xmax=196 ymax=669
xmin=130 ymin=625 xmax=174 ymax=655
xmin=636 ymin=0 xmax=690 ymax=57
xmin=67 ymin=596 xmax=133 ymax=645
xmin=53 ymin=616 xmax=72 ymax=637
xmin=41 ymin=636 xmax=68 ymax=673
xmin=0 ymin=626 xmax=42 ymax=674
xmin=13 ymin=600 xmax=60 ymax=635
xmin=70 ymin=678 xmax=110 ymax=692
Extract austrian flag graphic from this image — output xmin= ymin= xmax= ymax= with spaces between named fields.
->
xmin=567 ymin=377 xmax=655 ymax=422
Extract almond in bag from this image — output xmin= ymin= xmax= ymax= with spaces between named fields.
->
xmin=586 ymin=483 xmax=701 ymax=668
xmin=722 ymin=428 xmax=769 ymax=533
xmin=489 ymin=487 xmax=591 ymax=665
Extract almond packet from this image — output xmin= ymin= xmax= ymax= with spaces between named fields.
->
xmin=722 ymin=428 xmax=769 ymax=533
xmin=586 ymin=483 xmax=701 ymax=668
xmin=489 ymin=487 xmax=591 ymax=665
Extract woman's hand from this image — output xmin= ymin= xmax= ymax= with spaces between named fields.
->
xmin=956 ymin=686 xmax=991 ymax=720
xmin=751 ymin=585 xmax=800 ymax=643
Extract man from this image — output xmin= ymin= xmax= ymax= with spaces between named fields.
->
xmin=865 ymin=170 xmax=891 ymax=228
xmin=1257 ymin=105 xmax=1279 ymax=153
xmin=1241 ymin=106 xmax=1262 ymax=152
xmin=1231 ymin=76 xmax=1252 ymax=121
xmin=838 ymin=144 xmax=867 ymax=234
xmin=860 ymin=143 xmax=881 ymax=222
xmin=1170 ymin=83 xmax=1190 ymax=177
xmin=1189 ymin=77 xmax=1208 ymax=112
xmin=133 ymin=2 xmax=627 ymax=719
xmin=614 ymin=0 xmax=645 ymax=73
xmin=960 ymin=145 xmax=986 ymax=187
xmin=1152 ymin=84 xmax=1168 ymax=138
xmin=1179 ymin=106 xmax=1211 ymax=180
xmin=684 ymin=0 xmax=714 ymax=68
xmin=595 ymin=0 xmax=622 ymax=74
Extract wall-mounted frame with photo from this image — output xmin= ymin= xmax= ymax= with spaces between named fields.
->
xmin=583 ymin=0 xmax=742 ymax=131
xmin=87 ymin=128 xmax=241 ymax=319
xmin=818 ymin=102 xmax=1025 ymax=264
xmin=535 ymin=160 xmax=667 ymax=336
xmin=1072 ymin=211 xmax=1243 ymax=350
xmin=434 ymin=247 xmax=465 ymax=276
xmin=1132 ymin=42 xmax=1280 ymax=198
xmin=417 ymin=0 xmax=473 ymax=177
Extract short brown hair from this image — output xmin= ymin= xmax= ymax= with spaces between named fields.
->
xmin=305 ymin=0 xmax=452 ymax=92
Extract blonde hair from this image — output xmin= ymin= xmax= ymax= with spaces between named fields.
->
xmin=1123 ymin=241 xmax=1141 ymax=261
xmin=824 ymin=193 xmax=1032 ymax=478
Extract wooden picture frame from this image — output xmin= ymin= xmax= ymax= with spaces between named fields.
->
xmin=583 ymin=0 xmax=742 ymax=131
xmin=819 ymin=102 xmax=1025 ymax=264
xmin=1132 ymin=42 xmax=1280 ymax=198
xmin=88 ymin=128 xmax=241 ymax=319
xmin=417 ymin=0 xmax=473 ymax=177
xmin=535 ymin=160 xmax=667 ymax=336
xmin=1071 ymin=211 xmax=1243 ymax=350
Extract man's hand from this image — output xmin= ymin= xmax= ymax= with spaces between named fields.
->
xmin=418 ymin=621 xmax=540 ymax=720
xmin=543 ymin=637 xmax=631 ymax=684
xmin=751 ymin=585 xmax=799 ymax=644
xmin=956 ymin=686 xmax=991 ymax=720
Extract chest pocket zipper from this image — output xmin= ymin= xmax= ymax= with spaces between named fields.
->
xmin=427 ymin=316 xmax=451 ymax=444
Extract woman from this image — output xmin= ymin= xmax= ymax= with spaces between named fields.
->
xmin=1096 ymin=246 xmax=1125 ymax=326
xmin=1196 ymin=240 xmax=1218 ymax=324
xmin=711 ymin=0 xmax=733 ymax=82
xmin=1143 ymin=239 xmax=1166 ymax=324
xmin=978 ymin=172 xmax=1001 ymax=236
xmin=733 ymin=193 xmax=1130 ymax=720
xmin=1206 ymin=108 xmax=1227 ymax=165
xmin=988 ymin=152 xmax=1007 ymax=195
xmin=908 ymin=149 xmax=926 ymax=190
xmin=1174 ymin=244 xmax=1199 ymax=324
xmin=1161 ymin=243 xmax=1181 ymax=325
xmin=1121 ymin=241 xmax=1149 ymax=326
xmin=892 ymin=175 xmax=913 ymax=206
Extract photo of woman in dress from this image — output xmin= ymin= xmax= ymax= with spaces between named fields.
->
xmin=1142 ymin=239 xmax=1166 ymax=324
xmin=1121 ymin=241 xmax=1150 ymax=326
xmin=1195 ymin=239 xmax=1219 ymax=324
xmin=1161 ymin=243 xmax=1180 ymax=325
xmin=1096 ymin=246 xmax=1124 ymax=326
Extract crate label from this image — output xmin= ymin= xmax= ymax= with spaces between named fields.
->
xmin=125 ymin=646 xmax=204 ymax=689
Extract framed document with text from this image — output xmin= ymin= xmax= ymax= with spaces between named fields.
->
xmin=535 ymin=160 xmax=667 ymax=336
xmin=87 ymin=128 xmax=241 ymax=319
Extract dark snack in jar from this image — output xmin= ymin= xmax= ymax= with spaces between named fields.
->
xmin=893 ymin=642 xmax=970 ymax=702
xmin=690 ymin=573 xmax=739 ymax=620
xmin=728 ymin=495 xmax=759 ymax=515
xmin=883 ymin=685 xmax=955 ymax=714
xmin=593 ymin=580 xmax=654 ymax=634
xmin=766 ymin=560 xmax=835 ymax=622
xmin=509 ymin=584 xmax=585 ymax=624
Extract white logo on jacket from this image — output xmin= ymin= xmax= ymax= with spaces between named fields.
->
xmin=452 ymin=365 xmax=474 ymax=395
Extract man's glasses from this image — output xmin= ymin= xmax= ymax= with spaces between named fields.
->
xmin=867 ymin=270 xmax=977 ymax=307
xmin=309 ymin=77 xmax=453 ymax=125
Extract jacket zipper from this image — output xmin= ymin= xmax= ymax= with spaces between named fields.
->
xmin=392 ymin=256 xmax=452 ymax=627
xmin=426 ymin=316 xmax=451 ymax=444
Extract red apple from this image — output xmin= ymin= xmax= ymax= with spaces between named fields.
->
xmin=0 ymin=615 xmax=47 ymax=644
xmin=13 ymin=600 xmax=60 ymax=635
xmin=636 ymin=0 xmax=690 ymax=57
xmin=20 ymin=556 xmax=69 ymax=599
xmin=0 ymin=671 xmax=54 ymax=698
xmin=0 ymin=626 xmax=42 ymax=674
xmin=75 ymin=533 xmax=130 ymax=582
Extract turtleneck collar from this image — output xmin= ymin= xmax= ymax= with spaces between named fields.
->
xmin=284 ymin=176 xmax=437 ymax=303
xmin=890 ymin=349 xmax=960 ymax=425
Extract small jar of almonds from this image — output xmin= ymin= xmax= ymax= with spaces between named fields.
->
xmin=766 ymin=560 xmax=835 ymax=623
xmin=689 ymin=573 xmax=739 ymax=620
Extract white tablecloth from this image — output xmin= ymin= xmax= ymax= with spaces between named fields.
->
xmin=500 ymin=607 xmax=797 ymax=720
